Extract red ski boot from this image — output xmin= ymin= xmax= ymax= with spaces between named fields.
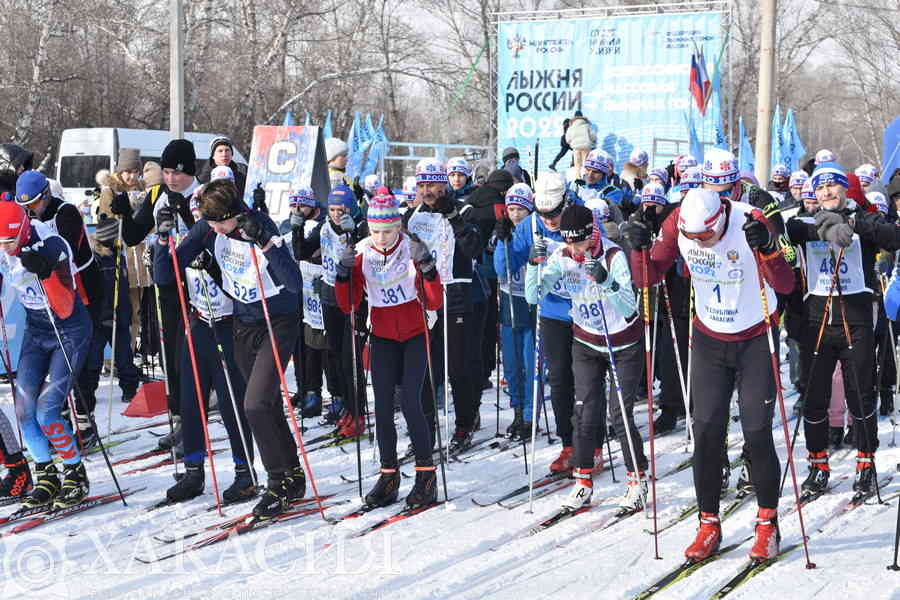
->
xmin=684 ymin=512 xmax=722 ymax=562
xmin=749 ymin=507 xmax=780 ymax=562
xmin=549 ymin=446 xmax=574 ymax=473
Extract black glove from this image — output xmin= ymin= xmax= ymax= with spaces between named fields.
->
xmin=237 ymin=213 xmax=273 ymax=247
xmin=290 ymin=211 xmax=305 ymax=230
xmin=335 ymin=244 xmax=356 ymax=279
xmin=633 ymin=178 xmax=644 ymax=193
xmin=528 ymin=235 xmax=548 ymax=265
xmin=494 ymin=217 xmax=514 ymax=242
xmin=814 ymin=210 xmax=853 ymax=248
xmin=408 ymin=232 xmax=437 ymax=279
xmin=435 ymin=196 xmax=459 ymax=221
xmin=20 ymin=250 xmax=53 ymax=280
xmin=110 ymin=192 xmax=132 ymax=217
xmin=94 ymin=217 xmax=119 ymax=249
xmin=666 ymin=161 xmax=676 ymax=185
xmin=583 ymin=255 xmax=607 ymax=284
xmin=620 ymin=218 xmax=652 ymax=250
xmin=252 ymin=184 xmax=268 ymax=214
xmin=167 ymin=192 xmax=187 ymax=215
xmin=189 ymin=251 xmax=213 ymax=271
xmin=742 ymin=213 xmax=775 ymax=253
xmin=574 ymin=178 xmax=586 ymax=187
xmin=156 ymin=206 xmax=175 ymax=241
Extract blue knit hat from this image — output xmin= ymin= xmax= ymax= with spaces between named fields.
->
xmin=811 ymin=162 xmax=848 ymax=190
xmin=641 ymin=182 xmax=668 ymax=206
xmin=289 ymin=187 xmax=316 ymax=208
xmin=504 ymin=183 xmax=534 ymax=212
xmin=328 ymin=184 xmax=355 ymax=210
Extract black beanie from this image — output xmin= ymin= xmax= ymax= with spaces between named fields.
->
xmin=161 ymin=139 xmax=197 ymax=176
xmin=559 ymin=204 xmax=593 ymax=243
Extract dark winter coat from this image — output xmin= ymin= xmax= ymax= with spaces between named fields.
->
xmin=197 ymin=159 xmax=247 ymax=197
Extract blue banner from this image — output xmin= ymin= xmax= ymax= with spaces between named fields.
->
xmin=497 ymin=12 xmax=723 ymax=172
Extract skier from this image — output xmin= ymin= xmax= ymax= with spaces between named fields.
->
xmin=528 ymin=204 xmax=647 ymax=512
xmin=403 ymin=158 xmax=484 ymax=453
xmin=570 ymin=149 xmax=631 ymax=219
xmin=493 ymin=183 xmax=537 ymax=439
xmin=335 ymin=189 xmax=443 ymax=508
xmin=0 ymin=201 xmax=92 ymax=508
xmin=785 ymin=162 xmax=900 ymax=499
xmin=854 ymin=164 xmax=878 ymax=194
xmin=154 ymin=178 xmax=307 ymax=519
xmin=623 ymin=182 xmax=795 ymax=562
xmin=291 ymin=184 xmax=368 ymax=435
xmin=506 ymin=171 xmax=585 ymax=472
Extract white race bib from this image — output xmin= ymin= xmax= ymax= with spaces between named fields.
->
xmin=499 ymin=264 xmax=526 ymax=297
xmin=2 ymin=221 xmax=76 ymax=311
xmin=320 ymin=223 xmax=349 ymax=287
xmin=804 ymin=233 xmax=869 ymax=297
xmin=185 ymin=267 xmax=233 ymax=320
xmin=677 ymin=201 xmax=777 ymax=334
xmin=300 ymin=261 xmax=324 ymax=330
xmin=362 ymin=237 xmax=418 ymax=308
xmin=544 ymin=237 xmax=579 ymax=299
xmin=213 ymin=235 xmax=282 ymax=304
xmin=407 ymin=207 xmax=458 ymax=284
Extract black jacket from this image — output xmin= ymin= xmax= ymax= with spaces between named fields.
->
xmin=197 ymin=160 xmax=247 ymax=197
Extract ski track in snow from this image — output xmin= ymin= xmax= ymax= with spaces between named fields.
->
xmin=1 ymin=356 xmax=899 ymax=600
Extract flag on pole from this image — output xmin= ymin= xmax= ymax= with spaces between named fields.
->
xmin=738 ymin=116 xmax=755 ymax=175
xmin=780 ymin=108 xmax=806 ymax=171
xmin=323 ymin=110 xmax=333 ymax=139
xmin=689 ymin=49 xmax=712 ymax=116
xmin=684 ymin=111 xmax=704 ymax=163
xmin=282 ymin=111 xmax=295 ymax=126
xmin=770 ymin=105 xmax=783 ymax=173
xmin=303 ymin=112 xmax=310 ymax=126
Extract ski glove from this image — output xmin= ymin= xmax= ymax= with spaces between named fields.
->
xmin=20 ymin=250 xmax=53 ymax=280
xmin=167 ymin=192 xmax=188 ymax=215
xmin=603 ymin=221 xmax=620 ymax=242
xmin=237 ymin=213 xmax=273 ymax=247
xmin=110 ymin=192 xmax=132 ymax=217
xmin=494 ymin=217 xmax=514 ymax=242
xmin=189 ymin=251 xmax=213 ymax=271
xmin=94 ymin=217 xmax=119 ymax=248
xmin=742 ymin=213 xmax=775 ymax=253
xmin=156 ymin=206 xmax=175 ymax=241
xmin=529 ymin=236 xmax=548 ymax=265
xmin=338 ymin=213 xmax=355 ymax=235
xmin=408 ymin=232 xmax=437 ymax=280
xmin=252 ymin=184 xmax=268 ymax=214
xmin=335 ymin=244 xmax=356 ymax=279
xmin=583 ymin=256 xmax=607 ymax=284
xmin=290 ymin=212 xmax=305 ymax=230
xmin=620 ymin=219 xmax=651 ymax=250
xmin=633 ymin=178 xmax=644 ymax=193
xmin=814 ymin=210 xmax=853 ymax=248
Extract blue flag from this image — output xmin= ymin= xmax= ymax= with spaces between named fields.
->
xmin=282 ymin=111 xmax=295 ymax=126
xmin=770 ymin=105 xmax=783 ymax=173
xmin=323 ymin=110 xmax=333 ymax=139
xmin=739 ymin=116 xmax=755 ymax=175
xmin=303 ymin=112 xmax=310 ymax=126
xmin=684 ymin=111 xmax=704 ymax=164
xmin=883 ymin=116 xmax=900 ymax=186
xmin=710 ymin=62 xmax=728 ymax=150
xmin=780 ymin=108 xmax=806 ymax=172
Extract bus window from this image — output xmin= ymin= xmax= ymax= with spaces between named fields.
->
xmin=60 ymin=155 xmax=110 ymax=188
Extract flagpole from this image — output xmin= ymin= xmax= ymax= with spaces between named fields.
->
xmin=754 ymin=0 xmax=776 ymax=185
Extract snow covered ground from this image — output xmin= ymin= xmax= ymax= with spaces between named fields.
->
xmin=1 ymin=356 xmax=899 ymax=600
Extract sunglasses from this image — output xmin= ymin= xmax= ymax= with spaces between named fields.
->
xmin=680 ymin=228 xmax=717 ymax=241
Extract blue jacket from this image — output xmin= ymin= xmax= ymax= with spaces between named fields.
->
xmin=154 ymin=212 xmax=301 ymax=324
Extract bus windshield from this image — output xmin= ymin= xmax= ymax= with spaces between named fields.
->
xmin=59 ymin=155 xmax=110 ymax=188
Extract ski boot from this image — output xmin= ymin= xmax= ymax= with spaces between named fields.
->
xmin=157 ymin=418 xmax=182 ymax=451
xmin=223 ymin=463 xmax=257 ymax=504
xmin=0 ymin=453 xmax=32 ymax=501
xmin=801 ymin=451 xmax=830 ymax=497
xmin=749 ymin=508 xmax=780 ymax=562
xmin=322 ymin=397 xmax=343 ymax=426
xmin=549 ymin=446 xmax=574 ymax=473
xmin=338 ymin=414 xmax=366 ymax=439
xmin=22 ymin=462 xmax=60 ymax=508
xmin=852 ymin=452 xmax=877 ymax=496
xmin=653 ymin=407 xmax=682 ymax=435
xmin=514 ymin=420 xmax=534 ymax=442
xmin=75 ymin=413 xmax=99 ymax=451
xmin=684 ymin=512 xmax=722 ymax=562
xmin=300 ymin=392 xmax=322 ymax=418
xmin=406 ymin=463 xmax=437 ymax=508
xmin=252 ymin=477 xmax=290 ymax=519
xmin=618 ymin=472 xmax=648 ymax=514
xmin=285 ymin=465 xmax=306 ymax=501
xmin=166 ymin=461 xmax=204 ymax=503
xmin=54 ymin=462 xmax=89 ymax=508
xmin=506 ymin=407 xmax=523 ymax=438
xmin=364 ymin=467 xmax=400 ymax=507
xmin=448 ymin=429 xmax=474 ymax=455
xmin=828 ymin=426 xmax=844 ymax=450
xmin=561 ymin=468 xmax=592 ymax=510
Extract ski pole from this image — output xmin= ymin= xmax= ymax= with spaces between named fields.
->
xmin=442 ymin=288 xmax=450 ymax=463
xmin=105 ymin=220 xmax=124 ymax=435
xmin=830 ymin=247 xmax=883 ymax=504
xmin=526 ymin=233 xmax=544 ymax=514
xmin=604 ymin=423 xmax=617 ymax=483
xmin=779 ymin=246 xmax=841 ymax=494
xmin=198 ymin=271 xmax=258 ymax=488
xmin=416 ymin=270 xmax=449 ymax=504
xmin=31 ymin=275 xmax=127 ymax=506
xmin=346 ymin=233 xmax=364 ymax=501
xmin=640 ymin=249 xmax=661 ymax=559
xmin=660 ymin=280 xmax=691 ymax=449
xmin=502 ymin=240 xmax=517 ymax=441
xmin=151 ymin=278 xmax=179 ymax=478
xmin=166 ymin=236 xmax=224 ymax=516
xmin=247 ymin=244 xmax=327 ymax=520
xmin=750 ymin=247 xmax=815 ymax=569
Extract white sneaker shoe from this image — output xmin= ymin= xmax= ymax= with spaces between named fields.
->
xmin=561 ymin=468 xmax=592 ymax=510
xmin=619 ymin=471 xmax=647 ymax=513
